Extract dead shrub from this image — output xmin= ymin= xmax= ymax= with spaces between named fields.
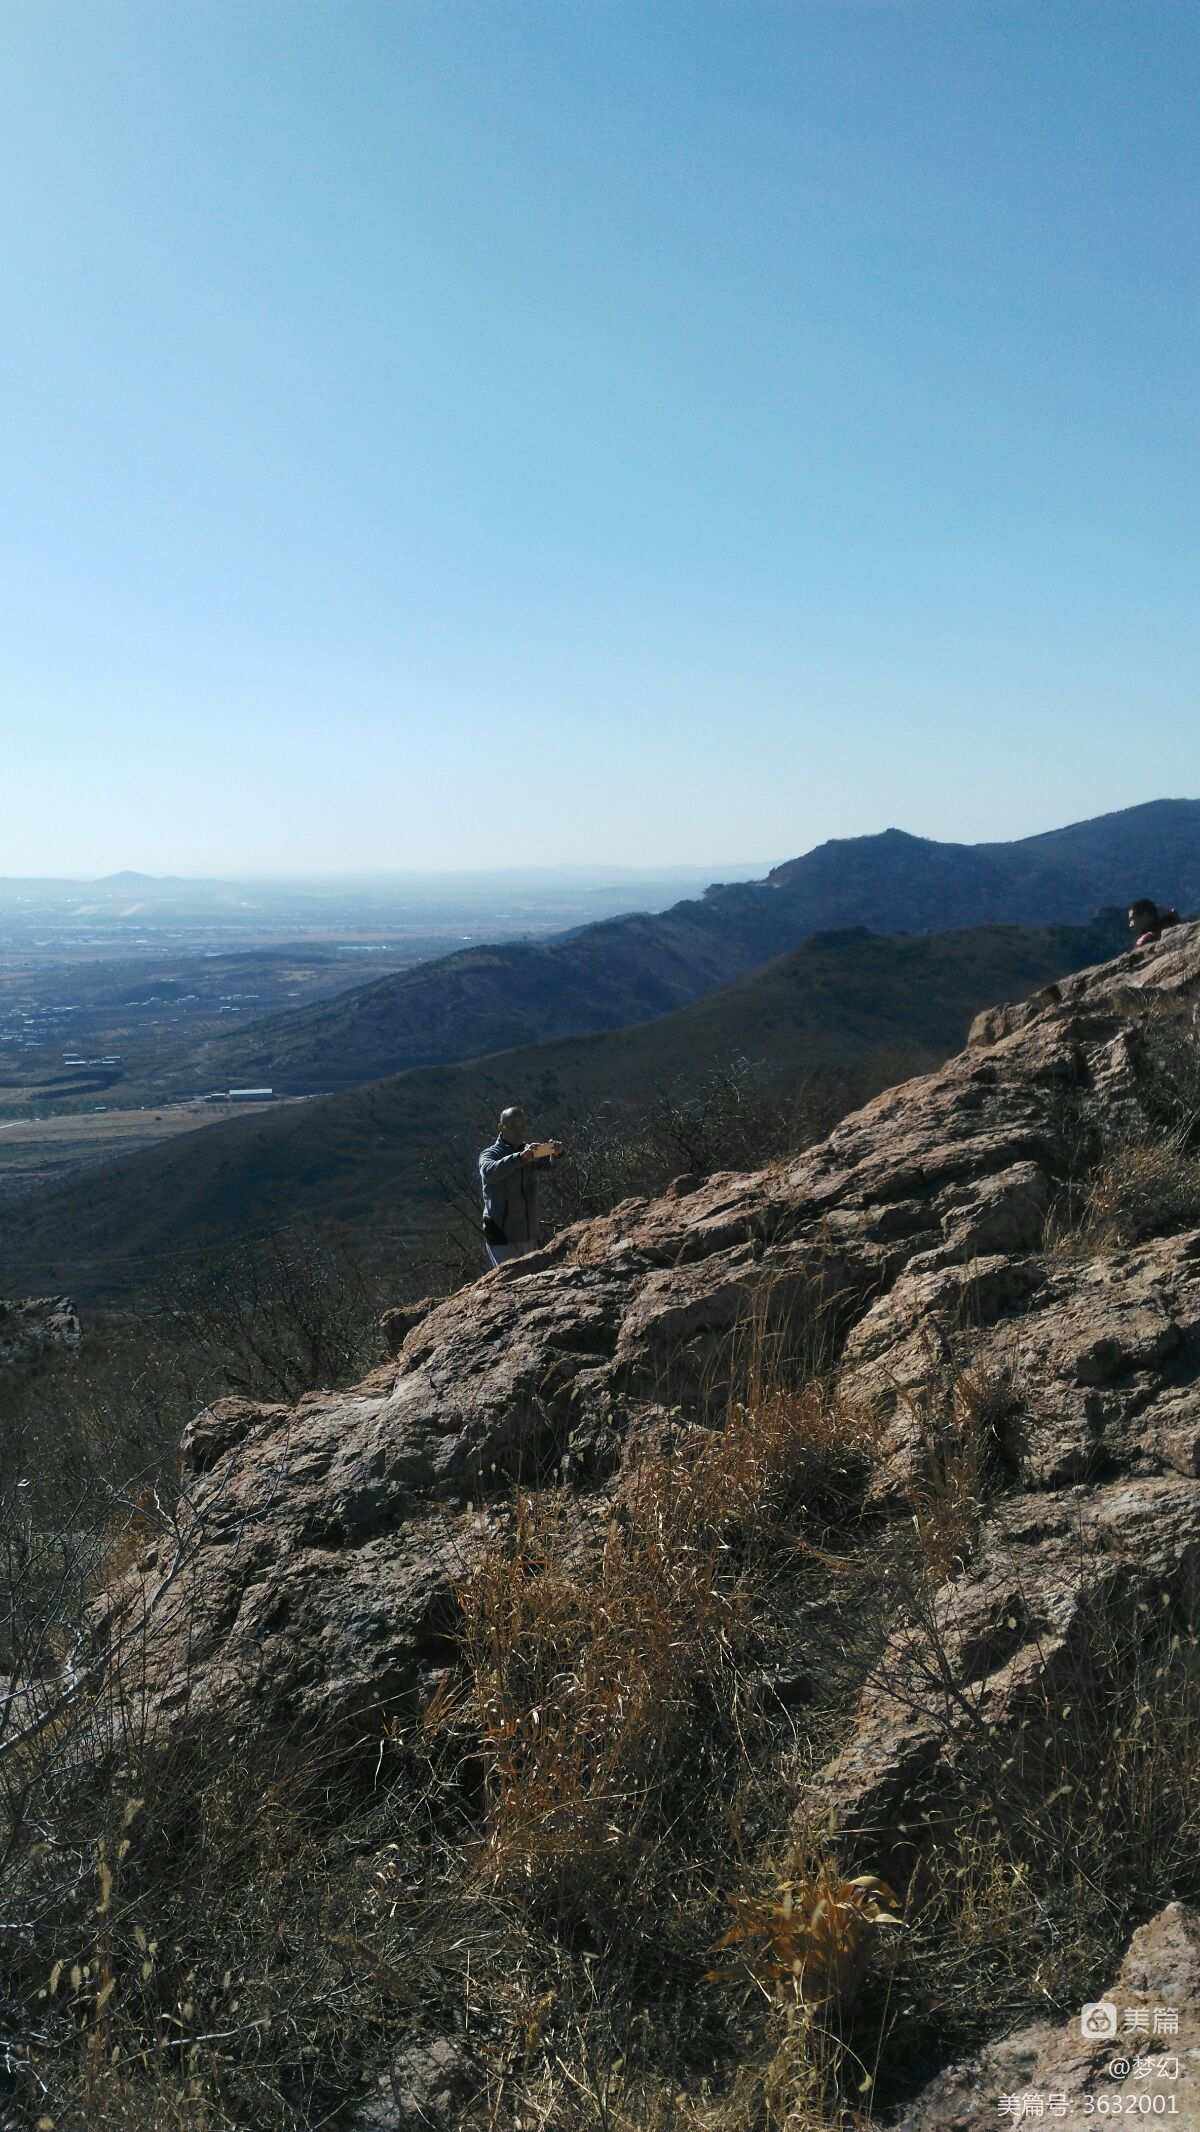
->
xmin=0 ymin=1456 xmax=454 ymax=2131
xmin=10 ymin=1701 xmax=403 ymax=2130
xmin=1071 ymin=1130 xmax=1200 ymax=1249
xmin=899 ymin=1356 xmax=1020 ymax=1583
xmin=849 ymin=1554 xmax=1200 ymax=2114
xmin=440 ymin=1291 xmax=883 ymax=1918
xmin=449 ymin=1483 xmax=738 ymax=1903
xmin=157 ymin=1226 xmax=387 ymax=1403
xmin=545 ymin=1062 xmax=869 ymax=1232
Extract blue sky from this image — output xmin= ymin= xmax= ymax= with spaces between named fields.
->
xmin=2 ymin=0 xmax=1196 ymax=874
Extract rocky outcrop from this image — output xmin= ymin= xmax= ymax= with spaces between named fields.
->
xmin=379 ymin=1297 xmax=437 ymax=1357
xmin=102 ymin=927 xmax=1200 ymax=1779
xmin=0 ymin=1296 xmax=79 ymax=1371
xmin=896 ymin=1902 xmax=1200 ymax=2129
xmin=820 ymin=1467 xmax=1200 ymax=1870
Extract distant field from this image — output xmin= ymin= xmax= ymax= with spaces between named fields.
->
xmin=0 ymin=916 xmax=1132 ymax=1302
xmin=0 ymin=1095 xmax=307 ymax=1202
xmin=0 ymin=946 xmax=425 ymax=1115
xmin=0 ymin=875 xmax=752 ymax=1115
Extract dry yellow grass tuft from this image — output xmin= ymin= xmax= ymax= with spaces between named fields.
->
xmin=440 ymin=1294 xmax=882 ymax=1907
xmin=449 ymin=1478 xmax=738 ymax=1898
xmin=1073 ymin=1132 xmax=1200 ymax=1248
xmin=707 ymin=1860 xmax=903 ymax=2008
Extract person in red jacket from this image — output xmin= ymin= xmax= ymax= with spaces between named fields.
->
xmin=1128 ymin=899 xmax=1181 ymax=948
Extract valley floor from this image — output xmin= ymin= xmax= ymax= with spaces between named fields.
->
xmin=0 ymin=1093 xmax=311 ymax=1202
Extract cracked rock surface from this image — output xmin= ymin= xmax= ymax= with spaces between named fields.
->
xmin=895 ymin=1903 xmax=1200 ymax=2130
xmin=105 ymin=926 xmax=1200 ymax=1783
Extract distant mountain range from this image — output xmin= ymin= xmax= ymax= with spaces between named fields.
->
xmin=0 ymin=913 xmax=1130 ymax=1300
xmin=0 ymin=864 xmax=759 ymax=914
xmin=0 ymin=864 xmax=765 ymax=955
xmin=156 ymin=799 xmax=1200 ymax=1095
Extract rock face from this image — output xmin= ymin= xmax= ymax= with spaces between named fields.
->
xmin=0 ymin=1296 xmax=79 ymax=1372
xmin=104 ymin=927 xmax=1200 ymax=1784
xmin=351 ymin=2035 xmax=480 ymax=2132
xmin=896 ymin=1902 xmax=1200 ymax=2130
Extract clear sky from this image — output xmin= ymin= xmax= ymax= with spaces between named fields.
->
xmin=2 ymin=1 xmax=1196 ymax=875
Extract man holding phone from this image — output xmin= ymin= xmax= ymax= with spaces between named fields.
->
xmin=478 ymin=1106 xmax=564 ymax=1269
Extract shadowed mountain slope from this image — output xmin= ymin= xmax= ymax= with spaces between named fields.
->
xmin=153 ymin=799 xmax=1199 ymax=1094
xmin=0 ymin=915 xmax=1128 ymax=1300
xmin=89 ymin=921 xmax=1200 ymax=2129
xmin=14 ymin=920 xmax=1200 ymax=2131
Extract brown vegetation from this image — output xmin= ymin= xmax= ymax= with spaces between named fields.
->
xmin=4 ymin=936 xmax=1200 ymax=2128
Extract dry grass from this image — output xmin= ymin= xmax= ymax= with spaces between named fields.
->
xmin=708 ymin=1860 xmax=902 ymax=2007
xmin=845 ymin=1551 xmax=1200 ymax=2114
xmin=1044 ymin=1004 xmax=1200 ymax=1255
xmin=11 ymin=1166 xmax=1200 ymax=2132
xmin=899 ymin=1355 xmax=1020 ymax=1582
xmin=0 ymin=1283 xmax=891 ymax=2128
xmin=1068 ymin=1131 xmax=1200 ymax=1249
xmin=407 ymin=1299 xmax=906 ymax=2130
xmin=441 ymin=1306 xmax=883 ymax=1910
xmin=447 ymin=1481 xmax=737 ymax=1901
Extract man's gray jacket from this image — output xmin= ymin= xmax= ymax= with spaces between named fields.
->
xmin=478 ymin=1137 xmax=552 ymax=1245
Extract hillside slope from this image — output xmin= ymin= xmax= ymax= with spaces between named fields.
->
xmin=0 ymin=914 xmax=1127 ymax=1298
xmin=88 ymin=917 xmax=1200 ymax=2130
xmin=130 ymin=914 xmax=1200 ymax=1731
xmin=155 ymin=797 xmax=1199 ymax=1094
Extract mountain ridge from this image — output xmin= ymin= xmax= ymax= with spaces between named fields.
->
xmin=155 ymin=798 xmax=1200 ymax=1094
xmin=0 ymin=913 xmax=1130 ymax=1299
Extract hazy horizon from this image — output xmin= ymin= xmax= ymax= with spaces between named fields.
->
xmin=4 ymin=789 xmax=1199 ymax=886
xmin=0 ymin=859 xmax=772 ymax=887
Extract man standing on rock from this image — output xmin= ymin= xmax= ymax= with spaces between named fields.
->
xmin=478 ymin=1106 xmax=564 ymax=1269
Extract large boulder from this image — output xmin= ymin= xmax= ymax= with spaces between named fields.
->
xmin=100 ymin=926 xmax=1200 ymax=1755
xmin=894 ymin=1902 xmax=1200 ymax=2129
xmin=818 ymin=1469 xmax=1200 ymax=1874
